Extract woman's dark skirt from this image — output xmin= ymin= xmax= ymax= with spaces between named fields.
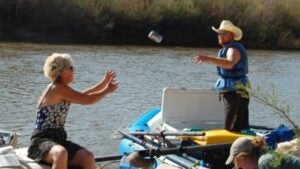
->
xmin=27 ymin=128 xmax=82 ymax=162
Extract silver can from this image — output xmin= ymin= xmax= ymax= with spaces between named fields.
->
xmin=148 ymin=30 xmax=163 ymax=43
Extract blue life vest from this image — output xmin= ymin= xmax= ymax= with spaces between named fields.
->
xmin=214 ymin=42 xmax=249 ymax=91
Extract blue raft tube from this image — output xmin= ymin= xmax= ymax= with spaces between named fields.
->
xmin=118 ymin=108 xmax=213 ymax=169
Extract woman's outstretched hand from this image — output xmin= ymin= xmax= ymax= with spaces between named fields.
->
xmin=107 ymin=80 xmax=118 ymax=93
xmin=103 ymin=70 xmax=117 ymax=85
xmin=105 ymin=70 xmax=118 ymax=93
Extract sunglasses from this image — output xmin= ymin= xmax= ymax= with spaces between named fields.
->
xmin=69 ymin=66 xmax=74 ymax=71
xmin=217 ymin=32 xmax=229 ymax=36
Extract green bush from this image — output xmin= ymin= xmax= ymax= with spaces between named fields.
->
xmin=0 ymin=0 xmax=299 ymax=49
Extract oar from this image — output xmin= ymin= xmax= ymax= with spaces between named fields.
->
xmin=118 ymin=129 xmax=231 ymax=156
xmin=112 ymin=129 xmax=205 ymax=139
xmin=95 ymin=154 xmax=123 ymax=162
xmin=134 ymin=142 xmax=231 ymax=157
xmin=130 ymin=130 xmax=205 ymax=137
xmin=117 ymin=129 xmax=231 ymax=152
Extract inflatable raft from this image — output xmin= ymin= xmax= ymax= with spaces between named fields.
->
xmin=118 ymin=87 xmax=295 ymax=169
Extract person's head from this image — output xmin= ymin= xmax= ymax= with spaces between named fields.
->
xmin=212 ymin=20 xmax=243 ymax=46
xmin=226 ymin=137 xmax=266 ymax=169
xmin=43 ymin=53 xmax=74 ymax=83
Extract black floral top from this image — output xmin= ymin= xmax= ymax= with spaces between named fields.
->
xmin=35 ymin=100 xmax=71 ymax=129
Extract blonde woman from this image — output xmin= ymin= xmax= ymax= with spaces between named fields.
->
xmin=27 ymin=53 xmax=118 ymax=169
xmin=226 ymin=137 xmax=300 ymax=169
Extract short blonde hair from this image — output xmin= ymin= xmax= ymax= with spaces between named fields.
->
xmin=43 ymin=53 xmax=73 ymax=81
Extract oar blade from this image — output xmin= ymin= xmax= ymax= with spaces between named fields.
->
xmin=111 ymin=128 xmax=130 ymax=139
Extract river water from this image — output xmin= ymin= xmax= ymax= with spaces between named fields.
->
xmin=0 ymin=42 xmax=299 ymax=163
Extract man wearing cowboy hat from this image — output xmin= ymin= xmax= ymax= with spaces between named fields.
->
xmin=194 ymin=20 xmax=250 ymax=132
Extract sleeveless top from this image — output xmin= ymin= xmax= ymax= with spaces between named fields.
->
xmin=214 ymin=42 xmax=249 ymax=91
xmin=34 ymin=84 xmax=71 ymax=130
xmin=35 ymin=100 xmax=71 ymax=129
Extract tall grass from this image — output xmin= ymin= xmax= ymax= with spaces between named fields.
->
xmin=0 ymin=0 xmax=299 ymax=49
xmin=251 ymin=85 xmax=300 ymax=137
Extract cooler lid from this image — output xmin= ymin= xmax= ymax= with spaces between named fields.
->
xmin=161 ymin=87 xmax=225 ymax=130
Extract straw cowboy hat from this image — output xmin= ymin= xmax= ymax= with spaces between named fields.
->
xmin=212 ymin=20 xmax=243 ymax=41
